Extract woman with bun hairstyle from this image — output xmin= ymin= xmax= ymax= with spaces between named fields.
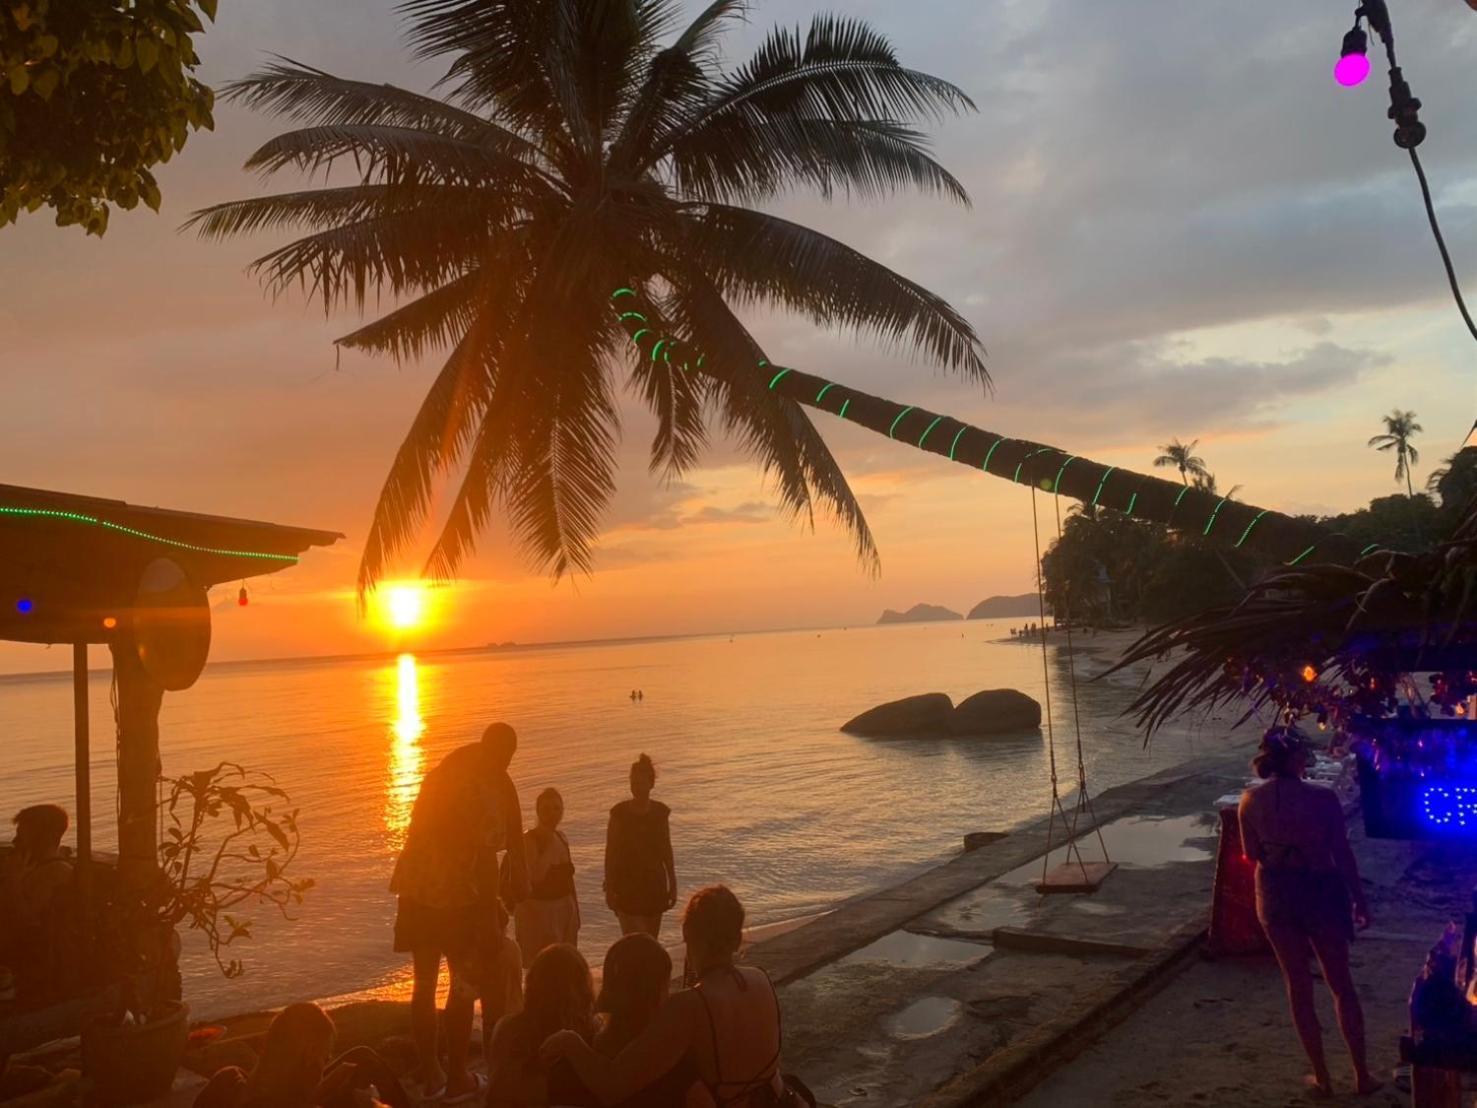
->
xmin=603 ymin=754 xmax=676 ymax=938
xmin=1238 ymin=727 xmax=1379 ymax=1099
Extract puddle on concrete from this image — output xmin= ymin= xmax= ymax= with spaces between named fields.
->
xmin=886 ymin=996 xmax=963 ymax=1039
xmin=1098 ymin=813 xmax=1216 ymax=867
xmin=843 ymin=929 xmax=991 ymax=970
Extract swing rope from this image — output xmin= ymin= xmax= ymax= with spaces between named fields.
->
xmin=1030 ymin=485 xmax=1086 ymax=885
xmin=1052 ymin=495 xmax=1112 ymax=871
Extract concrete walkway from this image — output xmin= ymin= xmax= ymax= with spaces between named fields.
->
xmin=747 ymin=754 xmax=1253 ymax=1107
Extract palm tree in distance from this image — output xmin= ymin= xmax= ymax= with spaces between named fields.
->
xmin=1193 ymin=471 xmax=1242 ymax=500
xmin=189 ymin=1 xmax=984 ymax=592
xmin=1368 ymin=410 xmax=1423 ymax=498
xmin=1153 ymin=439 xmax=1209 ymax=485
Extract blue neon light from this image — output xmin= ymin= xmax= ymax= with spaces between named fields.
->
xmin=16 ymin=597 xmax=32 ymax=614
xmin=1422 ymin=785 xmax=1477 ymax=830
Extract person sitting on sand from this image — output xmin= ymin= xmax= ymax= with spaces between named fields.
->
xmin=390 ymin=723 xmax=528 ymax=1103
xmin=0 ymin=804 xmax=76 ymax=1005
xmin=515 ymin=788 xmax=580 ymax=969
xmin=603 ymin=755 xmax=676 ymax=939
xmin=543 ymin=886 xmax=813 ymax=1108
xmin=486 ymin=943 xmax=597 ymax=1106
xmin=583 ymin=933 xmax=711 ymax=1106
xmin=192 ymin=1002 xmax=409 ymax=1108
xmin=1238 ymin=728 xmax=1380 ymax=1099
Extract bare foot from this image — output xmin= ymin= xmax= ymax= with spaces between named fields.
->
xmin=1304 ymin=1074 xmax=1333 ymax=1099
xmin=1354 ymin=1071 xmax=1384 ymax=1096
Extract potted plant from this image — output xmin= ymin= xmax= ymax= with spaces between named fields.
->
xmin=82 ymin=762 xmax=313 ymax=1105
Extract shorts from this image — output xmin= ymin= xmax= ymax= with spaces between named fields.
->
xmin=393 ymin=896 xmax=476 ymax=955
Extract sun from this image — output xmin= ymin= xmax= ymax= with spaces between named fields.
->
xmin=383 ymin=583 xmax=427 ymax=632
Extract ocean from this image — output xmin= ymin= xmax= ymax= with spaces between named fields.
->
xmin=0 ymin=619 xmax=1238 ymax=1019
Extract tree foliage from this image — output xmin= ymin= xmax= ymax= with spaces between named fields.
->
xmin=0 ymin=0 xmax=217 ymax=235
xmin=191 ymin=0 xmax=983 ymax=593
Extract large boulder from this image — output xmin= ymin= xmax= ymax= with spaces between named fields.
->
xmin=948 ymin=689 xmax=1042 ymax=735
xmin=841 ymin=693 xmax=955 ymax=737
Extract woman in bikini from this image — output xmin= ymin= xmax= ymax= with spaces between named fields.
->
xmin=1238 ymin=728 xmax=1380 ymax=1099
xmin=542 ymin=885 xmax=810 ymax=1108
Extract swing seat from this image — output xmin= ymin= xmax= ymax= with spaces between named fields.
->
xmin=1034 ymin=860 xmax=1117 ymax=895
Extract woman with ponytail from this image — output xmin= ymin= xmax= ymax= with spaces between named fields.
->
xmin=603 ymin=754 xmax=677 ymax=938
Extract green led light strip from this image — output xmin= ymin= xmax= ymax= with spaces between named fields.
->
xmin=1052 ymin=456 xmax=1077 ymax=494
xmin=768 ymin=367 xmax=793 ymax=390
xmin=982 ymin=438 xmax=1005 ymax=473
xmin=838 ymin=399 xmax=852 ymax=419
xmin=1360 ymin=542 xmax=1381 ymax=556
xmin=1125 ymin=491 xmax=1138 ymax=516
xmin=611 ymin=287 xmax=635 ymax=300
xmin=1286 ymin=544 xmax=1317 ymax=566
xmin=1013 ymin=447 xmax=1051 ymax=484
xmin=0 ymin=506 xmax=298 ymax=563
xmin=1202 ymin=497 xmax=1230 ymax=537
xmin=1172 ymin=486 xmax=1190 ymax=509
xmin=917 ymin=416 xmax=945 ymax=449
xmin=815 ymin=382 xmax=837 ymax=405
xmin=948 ymin=426 xmax=967 ymax=461
xmin=888 ymin=406 xmax=915 ymax=439
xmin=1234 ymin=509 xmax=1270 ymax=548
xmin=1090 ymin=466 xmax=1117 ymax=508
xmin=632 ymin=328 xmax=651 ymax=344
xmin=618 ymin=311 xmax=645 ymax=323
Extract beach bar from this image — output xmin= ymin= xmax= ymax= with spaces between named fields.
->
xmin=0 ymin=483 xmax=338 ymax=1049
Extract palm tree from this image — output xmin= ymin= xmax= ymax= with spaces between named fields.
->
xmin=1368 ymin=410 xmax=1423 ymax=498
xmin=189 ymin=1 xmax=985 ymax=592
xmin=1193 ymin=472 xmax=1242 ymax=500
xmin=1152 ymin=439 xmax=1209 ymax=485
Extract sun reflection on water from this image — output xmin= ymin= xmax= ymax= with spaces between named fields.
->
xmin=383 ymin=653 xmax=426 ymax=850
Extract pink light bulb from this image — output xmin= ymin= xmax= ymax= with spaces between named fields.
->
xmin=1334 ymin=52 xmax=1370 ymax=87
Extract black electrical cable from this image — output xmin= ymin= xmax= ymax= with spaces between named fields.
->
xmin=1407 ymin=145 xmax=1477 ymax=345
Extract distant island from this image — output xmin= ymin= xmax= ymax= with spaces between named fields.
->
xmin=967 ymin=594 xmax=1046 ymax=619
xmin=877 ymin=603 xmax=963 ymax=624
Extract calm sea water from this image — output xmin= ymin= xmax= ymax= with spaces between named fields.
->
xmin=0 ymin=620 xmax=1237 ymax=1018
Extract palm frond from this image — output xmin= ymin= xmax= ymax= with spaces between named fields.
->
xmin=661 ymin=273 xmax=879 ymax=572
xmin=679 ymin=202 xmax=986 ymax=383
xmin=357 ymin=317 xmax=500 ymax=595
xmin=182 ymin=184 xmax=447 ymax=239
xmin=221 ymin=59 xmax=534 ymax=150
xmin=654 ymin=12 xmax=974 ymax=165
xmin=247 ymin=202 xmax=494 ymax=310
xmin=668 ymin=115 xmax=969 ymax=206
xmin=334 ymin=270 xmax=483 ymax=362
xmin=244 ymin=124 xmax=550 ymax=191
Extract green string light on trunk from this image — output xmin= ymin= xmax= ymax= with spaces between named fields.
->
xmin=982 ymin=438 xmax=1005 ymax=473
xmin=0 ymin=506 xmax=299 ymax=563
xmin=611 ymin=288 xmax=635 ymax=300
xmin=1360 ymin=542 xmax=1381 ymax=556
xmin=888 ymin=406 xmax=915 ymax=439
xmin=1052 ymin=456 xmax=1077 ymax=494
xmin=651 ymin=339 xmax=668 ymax=362
xmin=1125 ymin=492 xmax=1139 ymax=516
xmin=917 ymin=416 xmax=945 ymax=449
xmin=815 ymin=383 xmax=837 ymax=405
xmin=948 ymin=426 xmax=968 ymax=461
xmin=1090 ymin=467 xmax=1117 ymax=508
xmin=1202 ymin=497 xmax=1230 ymax=537
xmin=1286 ymin=545 xmax=1318 ymax=566
xmin=1234 ymin=509 xmax=1270 ymax=548
xmin=767 ymin=367 xmax=793 ymax=390
xmin=838 ymin=399 xmax=852 ymax=420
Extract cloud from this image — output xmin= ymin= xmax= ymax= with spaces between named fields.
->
xmin=681 ymin=501 xmax=772 ymax=526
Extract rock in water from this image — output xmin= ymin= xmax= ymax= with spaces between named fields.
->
xmin=949 ymin=689 xmax=1042 ymax=734
xmin=840 ymin=693 xmax=955 ymax=737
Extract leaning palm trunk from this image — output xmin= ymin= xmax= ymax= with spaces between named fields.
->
xmin=612 ymin=289 xmax=1361 ymax=567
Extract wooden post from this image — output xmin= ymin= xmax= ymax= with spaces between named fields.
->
xmin=110 ymin=633 xmax=164 ymax=890
xmin=72 ymin=642 xmax=92 ymax=926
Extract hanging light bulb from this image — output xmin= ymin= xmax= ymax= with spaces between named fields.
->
xmin=1334 ymin=24 xmax=1370 ymax=86
xmin=238 ymin=585 xmax=249 ymax=607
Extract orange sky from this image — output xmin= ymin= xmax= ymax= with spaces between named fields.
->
xmin=2 ymin=0 xmax=1475 ymax=673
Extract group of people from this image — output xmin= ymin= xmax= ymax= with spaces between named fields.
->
xmin=378 ymin=722 xmax=805 ymax=1107
xmin=1007 ymin=622 xmax=1042 ymax=638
